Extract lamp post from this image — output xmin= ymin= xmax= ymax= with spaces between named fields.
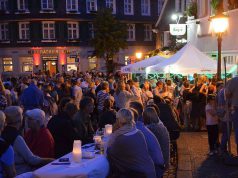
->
xmin=210 ymin=13 xmax=229 ymax=80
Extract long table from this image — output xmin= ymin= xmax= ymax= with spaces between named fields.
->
xmin=33 ymin=145 xmax=109 ymax=178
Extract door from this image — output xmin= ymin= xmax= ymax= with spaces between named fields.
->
xmin=43 ymin=57 xmax=58 ymax=75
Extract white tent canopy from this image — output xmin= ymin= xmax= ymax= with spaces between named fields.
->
xmin=121 ymin=55 xmax=166 ymax=73
xmin=146 ymin=43 xmax=222 ymax=75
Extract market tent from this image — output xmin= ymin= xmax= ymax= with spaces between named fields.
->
xmin=146 ymin=43 xmax=222 ymax=75
xmin=121 ymin=55 xmax=166 ymax=73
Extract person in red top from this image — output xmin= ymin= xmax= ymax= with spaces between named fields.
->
xmin=25 ymin=109 xmax=55 ymax=158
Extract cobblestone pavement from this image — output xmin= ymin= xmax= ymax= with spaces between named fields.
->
xmin=177 ymin=132 xmax=238 ymax=178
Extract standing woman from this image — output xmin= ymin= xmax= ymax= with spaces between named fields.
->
xmin=114 ymin=81 xmax=137 ymax=110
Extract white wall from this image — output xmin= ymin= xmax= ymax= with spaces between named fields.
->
xmin=187 ymin=8 xmax=238 ymax=64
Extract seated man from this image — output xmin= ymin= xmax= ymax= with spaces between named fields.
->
xmin=0 ymin=111 xmax=16 ymax=178
xmin=2 ymin=106 xmax=53 ymax=175
xmin=25 ymin=109 xmax=55 ymax=158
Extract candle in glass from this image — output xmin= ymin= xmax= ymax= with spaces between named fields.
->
xmin=72 ymin=140 xmax=82 ymax=163
xmin=104 ymin=124 xmax=112 ymax=137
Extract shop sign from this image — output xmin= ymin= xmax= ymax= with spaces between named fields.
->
xmin=169 ymin=24 xmax=186 ymax=36
xmin=28 ymin=49 xmax=71 ymax=55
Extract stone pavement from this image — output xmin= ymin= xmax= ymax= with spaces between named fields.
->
xmin=177 ymin=132 xmax=238 ymax=178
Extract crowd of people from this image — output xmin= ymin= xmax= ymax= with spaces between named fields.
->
xmin=0 ymin=70 xmax=237 ymax=178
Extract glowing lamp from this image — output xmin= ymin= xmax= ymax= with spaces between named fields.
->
xmin=33 ymin=53 xmax=40 ymax=66
xmin=135 ymin=52 xmax=142 ymax=59
xmin=104 ymin=124 xmax=112 ymax=137
xmin=59 ymin=51 xmax=66 ymax=65
xmin=171 ymin=14 xmax=178 ymax=21
xmin=210 ymin=14 xmax=229 ymax=34
xmin=72 ymin=140 xmax=82 ymax=163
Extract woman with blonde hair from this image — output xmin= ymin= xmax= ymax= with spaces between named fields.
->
xmin=0 ymin=80 xmax=8 ymax=110
xmin=114 ymin=81 xmax=137 ymax=110
xmin=107 ymin=108 xmax=156 ymax=178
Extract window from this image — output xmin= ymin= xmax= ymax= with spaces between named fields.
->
xmin=124 ymin=0 xmax=133 ymax=15
xmin=88 ymin=56 xmax=97 ymax=70
xmin=66 ymin=0 xmax=78 ymax=12
xmin=141 ymin=0 xmax=150 ymax=16
xmin=67 ymin=22 xmax=79 ymax=39
xmin=0 ymin=23 xmax=8 ymax=41
xmin=88 ymin=23 xmax=94 ymax=39
xmin=105 ymin=0 xmax=116 ymax=14
xmin=0 ymin=0 xmax=7 ymax=10
xmin=144 ymin=24 xmax=152 ymax=41
xmin=3 ymin=58 xmax=13 ymax=72
xmin=127 ymin=24 xmax=135 ymax=41
xmin=17 ymin=0 xmax=28 ymax=11
xmin=19 ymin=22 xmax=30 ymax=40
xmin=86 ymin=0 xmax=97 ymax=13
xmin=67 ymin=57 xmax=77 ymax=71
xmin=21 ymin=57 xmax=33 ymax=72
xmin=41 ymin=0 xmax=54 ymax=10
xmin=42 ymin=22 xmax=55 ymax=39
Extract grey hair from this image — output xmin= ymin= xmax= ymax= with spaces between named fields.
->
xmin=116 ymin=108 xmax=135 ymax=126
xmin=4 ymin=106 xmax=23 ymax=125
xmin=0 ymin=111 xmax=6 ymax=131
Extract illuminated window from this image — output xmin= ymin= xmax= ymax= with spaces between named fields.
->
xmin=21 ymin=57 xmax=33 ymax=72
xmin=3 ymin=57 xmax=13 ymax=72
xmin=88 ymin=56 xmax=97 ymax=70
xmin=67 ymin=56 xmax=77 ymax=71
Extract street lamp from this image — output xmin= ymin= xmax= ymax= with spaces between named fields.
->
xmin=210 ymin=13 xmax=229 ymax=80
xmin=171 ymin=13 xmax=183 ymax=24
xmin=135 ymin=52 xmax=142 ymax=60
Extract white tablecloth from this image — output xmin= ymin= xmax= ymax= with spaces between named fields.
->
xmin=33 ymin=148 xmax=109 ymax=178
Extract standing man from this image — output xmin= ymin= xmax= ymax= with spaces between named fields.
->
xmin=226 ymin=76 xmax=238 ymax=155
xmin=72 ymin=78 xmax=83 ymax=109
xmin=20 ymin=79 xmax=44 ymax=111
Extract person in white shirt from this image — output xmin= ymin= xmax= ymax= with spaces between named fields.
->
xmin=72 ymin=79 xmax=83 ymax=109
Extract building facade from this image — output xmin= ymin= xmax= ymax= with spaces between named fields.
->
xmin=0 ymin=0 xmax=162 ymax=76
xmin=186 ymin=0 xmax=238 ymax=67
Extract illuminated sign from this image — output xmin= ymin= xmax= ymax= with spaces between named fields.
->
xmin=169 ymin=24 xmax=186 ymax=36
xmin=28 ymin=49 xmax=71 ymax=55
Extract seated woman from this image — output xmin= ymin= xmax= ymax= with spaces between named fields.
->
xmin=107 ymin=108 xmax=156 ymax=178
xmin=98 ymin=97 xmax=116 ymax=129
xmin=2 ymin=106 xmax=53 ymax=175
xmin=143 ymin=107 xmax=170 ymax=169
xmin=25 ymin=109 xmax=55 ymax=158
xmin=0 ymin=111 xmax=16 ymax=178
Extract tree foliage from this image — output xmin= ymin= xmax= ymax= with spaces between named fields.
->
xmin=92 ymin=8 xmax=128 ymax=73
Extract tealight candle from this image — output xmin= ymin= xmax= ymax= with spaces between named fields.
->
xmin=104 ymin=124 xmax=113 ymax=137
xmin=72 ymin=140 xmax=82 ymax=163
xmin=93 ymin=135 xmax=102 ymax=144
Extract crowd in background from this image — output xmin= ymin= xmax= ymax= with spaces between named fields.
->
xmin=0 ymin=70 xmax=237 ymax=178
